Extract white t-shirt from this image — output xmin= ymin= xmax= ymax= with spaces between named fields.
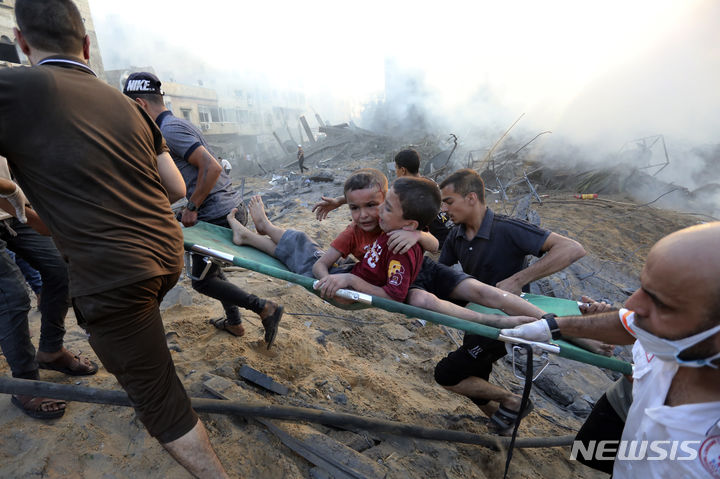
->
xmin=220 ymin=159 xmax=232 ymax=171
xmin=613 ymin=311 xmax=720 ymax=478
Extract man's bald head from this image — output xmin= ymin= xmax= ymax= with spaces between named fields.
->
xmin=650 ymin=222 xmax=720 ymax=322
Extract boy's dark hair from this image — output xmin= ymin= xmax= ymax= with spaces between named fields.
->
xmin=392 ymin=177 xmax=441 ymax=229
xmin=15 ymin=0 xmax=86 ymax=54
xmin=343 ymin=168 xmax=388 ymax=197
xmin=439 ymin=168 xmax=486 ymax=203
xmin=394 ymin=149 xmax=420 ymax=175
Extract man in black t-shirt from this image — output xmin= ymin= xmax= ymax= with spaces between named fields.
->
xmin=434 ymin=168 xmax=586 ymax=434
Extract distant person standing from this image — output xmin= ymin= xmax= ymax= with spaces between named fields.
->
xmin=125 ymin=72 xmax=284 ymax=347
xmin=219 ymin=157 xmax=232 ymax=176
xmin=297 ymin=145 xmax=308 ymax=173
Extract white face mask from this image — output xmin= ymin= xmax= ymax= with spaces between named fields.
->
xmin=624 ymin=309 xmax=720 ymax=368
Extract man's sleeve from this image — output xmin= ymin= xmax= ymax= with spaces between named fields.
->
xmin=330 ymin=225 xmax=355 ymax=257
xmin=382 ymin=248 xmax=420 ymax=302
xmin=507 ymin=220 xmax=550 ymax=256
xmin=160 ymin=119 xmax=202 ymax=161
xmin=0 ymin=156 xmax=11 ymax=180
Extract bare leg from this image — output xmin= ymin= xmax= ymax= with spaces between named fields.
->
xmin=226 ymin=208 xmax=278 ymax=256
xmin=248 ymin=195 xmax=286 ymax=243
xmin=451 ymin=279 xmax=545 ymax=318
xmin=162 ymin=420 xmax=229 ymax=479
xmin=444 ymin=377 xmax=522 ymax=418
xmin=406 ymin=289 xmax=536 ymax=328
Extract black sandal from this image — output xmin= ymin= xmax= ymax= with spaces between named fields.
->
xmin=489 ymin=400 xmax=534 ymax=436
xmin=260 ymin=303 xmax=284 ymax=350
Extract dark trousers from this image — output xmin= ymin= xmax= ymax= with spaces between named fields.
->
xmin=190 ymin=216 xmax=265 ymax=324
xmin=574 ymin=393 xmax=625 ymax=474
xmin=9 ymin=250 xmax=43 ymax=294
xmin=73 ymin=272 xmax=197 ymax=443
xmin=0 ymin=219 xmax=70 ymax=379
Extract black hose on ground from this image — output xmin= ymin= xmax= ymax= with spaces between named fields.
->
xmin=0 ymin=377 xmax=575 ymax=449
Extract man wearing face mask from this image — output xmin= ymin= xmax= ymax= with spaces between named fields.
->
xmin=501 ymin=221 xmax=720 ymax=478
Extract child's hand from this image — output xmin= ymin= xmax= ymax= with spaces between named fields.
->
xmin=578 ymin=295 xmax=614 ymax=315
xmin=387 ymin=229 xmax=420 ymax=254
xmin=315 ymin=273 xmax=352 ymax=299
xmin=312 ymin=196 xmax=342 ymax=221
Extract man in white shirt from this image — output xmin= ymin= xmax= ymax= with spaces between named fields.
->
xmin=501 ymin=222 xmax=720 ymax=478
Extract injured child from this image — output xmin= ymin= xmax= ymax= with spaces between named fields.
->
xmin=226 ymin=168 xmax=543 ymax=327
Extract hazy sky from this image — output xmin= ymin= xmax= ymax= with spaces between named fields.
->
xmin=91 ymin=0 xmax=719 ymax=149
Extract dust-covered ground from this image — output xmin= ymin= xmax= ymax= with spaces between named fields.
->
xmin=0 ymin=161 xmax=704 ymax=479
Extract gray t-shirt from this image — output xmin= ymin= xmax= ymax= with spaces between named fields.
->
xmin=157 ymin=111 xmax=239 ymax=221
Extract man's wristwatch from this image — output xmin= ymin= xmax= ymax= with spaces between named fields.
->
xmin=542 ymin=313 xmax=562 ymax=340
xmin=185 ymin=200 xmax=198 ymax=212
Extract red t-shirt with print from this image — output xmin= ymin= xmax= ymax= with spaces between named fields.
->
xmin=350 ymin=232 xmax=424 ymax=302
xmin=330 ymin=223 xmax=382 ymax=260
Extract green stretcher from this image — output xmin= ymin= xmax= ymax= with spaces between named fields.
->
xmin=183 ymin=221 xmax=632 ymax=375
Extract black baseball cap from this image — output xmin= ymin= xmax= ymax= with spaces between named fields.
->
xmin=123 ymin=72 xmax=164 ymax=96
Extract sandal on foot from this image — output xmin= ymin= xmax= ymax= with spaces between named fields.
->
xmin=261 ymin=303 xmax=284 ymax=350
xmin=489 ymin=400 xmax=534 ymax=436
xmin=11 ymin=395 xmax=66 ymax=420
xmin=209 ymin=317 xmax=245 ymax=337
xmin=38 ymin=351 xmax=98 ymax=376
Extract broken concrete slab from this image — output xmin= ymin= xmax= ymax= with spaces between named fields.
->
xmin=239 ymin=365 xmax=289 ymax=395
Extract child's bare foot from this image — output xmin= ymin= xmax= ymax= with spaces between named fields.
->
xmin=248 ymin=195 xmax=272 ymax=235
xmin=227 ymin=208 xmax=253 ymax=245
xmin=568 ymin=338 xmax=615 ymax=356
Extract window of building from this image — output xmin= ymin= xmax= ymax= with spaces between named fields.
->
xmin=198 ymin=105 xmax=210 ymax=124
xmin=181 ymin=108 xmax=192 ymax=121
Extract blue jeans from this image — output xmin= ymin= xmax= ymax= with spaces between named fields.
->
xmin=8 ymin=249 xmax=43 ymax=294
xmin=0 ymin=219 xmax=70 ymax=379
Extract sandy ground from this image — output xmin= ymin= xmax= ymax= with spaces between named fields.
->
xmin=0 ymin=173 xmax=704 ymax=478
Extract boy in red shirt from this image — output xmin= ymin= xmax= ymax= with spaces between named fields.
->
xmin=314 ymin=176 xmax=441 ymax=302
xmin=227 ymin=169 xmax=439 ymax=299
